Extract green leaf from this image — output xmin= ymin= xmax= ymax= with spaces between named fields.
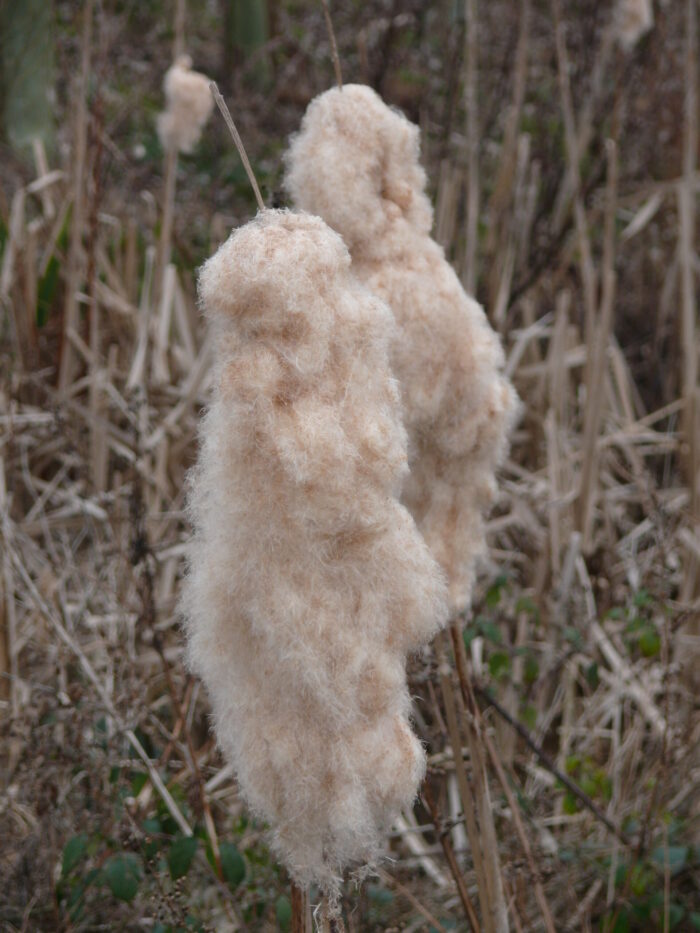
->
xmin=220 ymin=841 xmax=245 ymax=890
xmin=639 ymin=627 xmax=661 ymax=658
xmin=562 ymin=791 xmax=579 ymax=815
xmin=478 ymin=619 xmax=502 ymax=644
xmin=62 ymin=835 xmax=88 ymax=876
xmin=488 ymin=651 xmax=510 ymax=680
xmin=36 ymin=254 xmax=60 ymax=327
xmin=689 ymin=911 xmax=700 ymax=929
xmin=650 ymin=845 xmax=688 ymax=875
xmin=523 ymin=655 xmax=539 ymax=684
xmin=104 ymin=852 xmax=141 ymax=903
xmin=276 ymin=895 xmax=292 ymax=932
xmin=168 ymin=835 xmax=198 ymax=880
xmin=585 ymin=662 xmax=599 ymax=689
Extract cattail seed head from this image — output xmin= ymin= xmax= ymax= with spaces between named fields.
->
xmin=182 ymin=210 xmax=447 ymax=893
xmin=157 ymin=55 xmax=214 ymax=154
xmin=285 ymin=86 xmax=520 ymax=611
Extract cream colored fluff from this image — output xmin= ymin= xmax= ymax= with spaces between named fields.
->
xmin=157 ymin=55 xmax=213 ymax=154
xmin=615 ymin=0 xmax=653 ymax=50
xmin=181 ymin=210 xmax=447 ymax=894
xmin=285 ymin=85 xmax=519 ymax=611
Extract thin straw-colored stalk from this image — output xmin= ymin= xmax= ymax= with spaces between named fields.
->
xmin=463 ymin=0 xmax=479 ymax=293
xmin=291 ymin=883 xmax=311 ymax=933
xmin=174 ymin=0 xmax=186 ymax=58
xmin=487 ymin=0 xmax=531 ymax=245
xmin=155 ymin=145 xmax=178 ymax=302
xmin=437 ymin=638 xmax=491 ymax=932
xmin=577 ymin=138 xmax=619 ymax=548
xmin=480 ymin=727 xmax=556 ymax=933
xmin=59 ymin=0 xmax=94 ymax=391
xmin=9 ymin=547 xmax=193 ymax=837
xmin=210 ymin=82 xmax=265 ymax=212
xmin=680 ymin=0 xmax=698 ymax=522
xmin=445 ymin=627 xmax=510 ymax=933
xmin=423 ymin=780 xmax=480 ymax=932
xmin=551 ymin=0 xmax=598 ymax=380
xmin=320 ymin=0 xmax=343 ymax=89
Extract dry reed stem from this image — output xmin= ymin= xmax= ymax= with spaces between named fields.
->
xmin=481 ymin=724 xmax=556 ymax=932
xmin=486 ymin=0 xmax=531 ymax=252
xmin=577 ymin=138 xmax=619 ymax=548
xmin=291 ymin=882 xmax=310 ymax=933
xmin=8 ymin=548 xmax=193 ymax=837
xmin=210 ymin=82 xmax=265 ymax=212
xmin=463 ymin=0 xmax=479 ymax=293
xmin=423 ymin=782 xmax=480 ymax=932
xmin=551 ymin=0 xmax=598 ymax=377
xmin=320 ymin=0 xmax=343 ymax=89
xmin=680 ymin=0 xmax=698 ymax=525
xmin=436 ymin=639 xmax=491 ymax=931
xmin=377 ymin=868 xmax=449 ymax=933
xmin=58 ymin=0 xmax=94 ymax=391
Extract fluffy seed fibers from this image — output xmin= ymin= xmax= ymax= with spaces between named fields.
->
xmin=157 ymin=54 xmax=213 ymax=154
xmin=181 ymin=209 xmax=447 ymax=894
xmin=285 ymin=85 xmax=520 ymax=612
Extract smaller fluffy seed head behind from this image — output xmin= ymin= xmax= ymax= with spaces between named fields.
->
xmin=157 ymin=55 xmax=214 ymax=154
xmin=284 ymin=84 xmax=433 ymax=259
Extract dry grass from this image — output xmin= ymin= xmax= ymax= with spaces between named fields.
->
xmin=1 ymin=1 xmax=699 ymax=931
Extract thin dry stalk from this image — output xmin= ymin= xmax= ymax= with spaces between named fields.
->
xmin=210 ymin=83 xmax=265 ymax=212
xmin=679 ymin=0 xmax=698 ymax=523
xmin=58 ymin=0 xmax=94 ymax=390
xmin=463 ymin=0 xmax=479 ymax=293
xmin=577 ymin=138 xmax=619 ymax=548
xmin=437 ymin=639 xmax=491 ymax=931
xmin=8 ymin=549 xmax=193 ymax=837
xmin=291 ymin=882 xmax=310 ymax=933
xmin=377 ymin=868 xmax=449 ymax=933
xmin=449 ymin=625 xmax=510 ymax=933
xmin=155 ymin=145 xmax=178 ymax=303
xmin=423 ymin=782 xmax=480 ymax=933
xmin=551 ymin=0 xmax=598 ymax=374
xmin=320 ymin=0 xmax=343 ymax=89
xmin=487 ymin=0 xmax=531 ymax=244
xmin=481 ymin=727 xmax=557 ymax=933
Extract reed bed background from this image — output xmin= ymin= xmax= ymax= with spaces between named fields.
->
xmin=1 ymin=0 xmax=698 ymax=930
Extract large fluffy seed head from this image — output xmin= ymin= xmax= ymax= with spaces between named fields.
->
xmin=284 ymin=84 xmax=433 ymax=260
xmin=182 ymin=209 xmax=447 ymax=893
xmin=285 ymin=89 xmax=520 ymax=611
xmin=615 ymin=0 xmax=653 ymax=50
xmin=157 ymin=55 xmax=214 ymax=154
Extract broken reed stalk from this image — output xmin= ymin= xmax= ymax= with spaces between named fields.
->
xmin=320 ymin=0 xmax=343 ymax=89
xmin=463 ymin=0 xmax=479 ymax=293
xmin=209 ymin=82 xmax=265 ymax=212
xmin=58 ymin=0 xmax=94 ymax=391
xmin=577 ymin=138 xmax=619 ymax=548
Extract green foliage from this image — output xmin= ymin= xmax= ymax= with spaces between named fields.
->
xmin=220 ymin=841 xmax=246 ymax=890
xmin=275 ymin=895 xmax=292 ymax=931
xmin=168 ymin=835 xmax=198 ymax=880
xmin=104 ymin=852 xmax=142 ymax=902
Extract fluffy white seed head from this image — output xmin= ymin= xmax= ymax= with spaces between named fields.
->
xmin=182 ymin=209 xmax=447 ymax=894
xmin=157 ymin=55 xmax=214 ymax=154
xmin=615 ymin=0 xmax=654 ymax=50
xmin=285 ymin=86 xmax=520 ymax=611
